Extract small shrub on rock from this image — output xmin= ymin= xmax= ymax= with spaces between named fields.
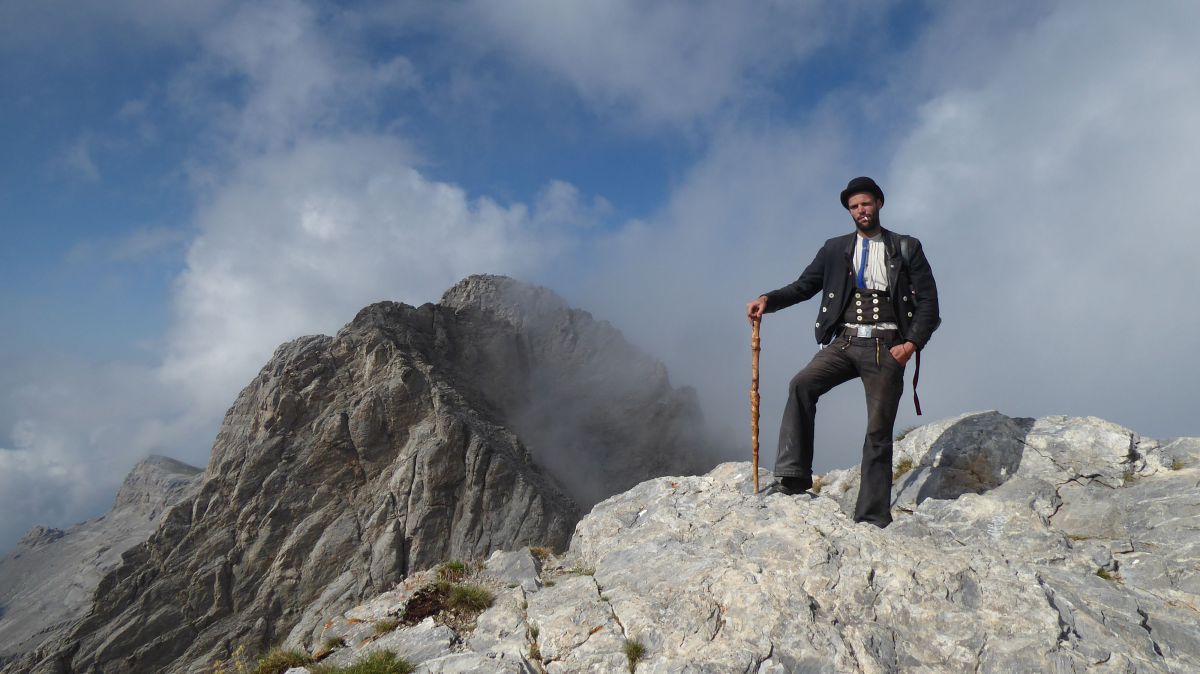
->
xmin=400 ymin=580 xmax=496 ymax=632
xmin=529 ymin=546 xmax=554 ymax=564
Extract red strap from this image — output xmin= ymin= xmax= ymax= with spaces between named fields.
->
xmin=913 ymin=350 xmax=923 ymax=415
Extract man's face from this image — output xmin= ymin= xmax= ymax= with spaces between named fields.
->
xmin=847 ymin=192 xmax=881 ymax=234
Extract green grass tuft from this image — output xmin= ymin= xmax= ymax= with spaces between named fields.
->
xmin=374 ymin=618 xmax=400 ymax=635
xmin=892 ymin=457 xmax=914 ymax=480
xmin=436 ymin=560 xmax=468 ymax=583
xmin=251 ymin=648 xmax=314 ymax=674
xmin=623 ymin=638 xmax=647 ymax=672
xmin=443 ymin=582 xmax=494 ymax=613
xmin=895 ymin=425 xmax=918 ymax=442
xmin=1095 ymin=568 xmax=1120 ymax=582
xmin=528 ymin=546 xmax=554 ymax=563
xmin=310 ymin=650 xmax=414 ymax=674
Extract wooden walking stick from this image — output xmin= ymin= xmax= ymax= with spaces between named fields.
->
xmin=750 ymin=316 xmax=761 ymax=493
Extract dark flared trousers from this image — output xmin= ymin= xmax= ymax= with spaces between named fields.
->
xmin=774 ymin=331 xmax=906 ymax=527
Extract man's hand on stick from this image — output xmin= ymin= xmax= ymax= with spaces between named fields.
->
xmin=746 ymin=296 xmax=768 ymax=326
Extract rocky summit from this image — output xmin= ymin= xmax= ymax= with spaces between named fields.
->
xmin=3 ymin=276 xmax=712 ymax=674
xmin=271 ymin=411 xmax=1198 ymax=673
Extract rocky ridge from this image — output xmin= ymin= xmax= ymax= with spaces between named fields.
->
xmin=275 ymin=412 xmax=1199 ymax=673
xmin=5 ymin=276 xmax=711 ymax=674
xmin=0 ymin=456 xmax=202 ymax=666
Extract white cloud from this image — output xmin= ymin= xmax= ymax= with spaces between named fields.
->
xmin=0 ymin=358 xmax=196 ymax=549
xmin=62 ymin=136 xmax=100 ymax=181
xmin=884 ymin=1 xmax=1200 ymax=431
xmin=456 ymin=0 xmax=856 ymax=127
xmin=165 ymin=0 xmax=421 ymax=157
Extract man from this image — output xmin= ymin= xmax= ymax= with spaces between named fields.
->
xmin=745 ymin=176 xmax=939 ymax=527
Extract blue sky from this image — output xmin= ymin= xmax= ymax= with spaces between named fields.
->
xmin=4 ymin=1 xmax=1199 ymax=552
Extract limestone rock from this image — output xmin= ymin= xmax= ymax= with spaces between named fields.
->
xmin=0 ymin=456 xmax=201 ymax=665
xmin=549 ymin=413 xmax=1198 ymax=672
xmin=481 ymin=549 xmax=542 ymax=593
xmin=257 ymin=412 xmax=1200 ymax=673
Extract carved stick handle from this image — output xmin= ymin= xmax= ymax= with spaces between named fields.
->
xmin=751 ymin=317 xmax=761 ymax=493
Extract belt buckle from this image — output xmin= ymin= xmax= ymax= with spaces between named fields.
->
xmin=856 ymin=325 xmax=874 ymax=338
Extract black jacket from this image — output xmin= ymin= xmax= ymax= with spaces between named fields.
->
xmin=762 ymin=228 xmax=940 ymax=348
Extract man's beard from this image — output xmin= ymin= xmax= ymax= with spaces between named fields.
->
xmin=855 ymin=213 xmax=881 ymax=234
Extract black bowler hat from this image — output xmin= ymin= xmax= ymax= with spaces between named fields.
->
xmin=839 ymin=176 xmax=885 ymax=209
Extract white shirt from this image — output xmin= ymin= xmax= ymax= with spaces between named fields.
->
xmin=853 ymin=233 xmax=889 ymax=291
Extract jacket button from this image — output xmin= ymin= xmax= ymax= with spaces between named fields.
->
xmin=815 ymin=322 xmax=821 ymax=327
xmin=821 ymin=307 xmax=827 ymax=312
xmin=828 ymin=292 xmax=835 ymax=298
xmin=902 ymin=296 xmax=908 ymax=302
xmin=907 ymin=312 xmax=913 ymax=318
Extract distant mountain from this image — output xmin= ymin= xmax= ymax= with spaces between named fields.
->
xmin=4 ymin=275 xmax=715 ymax=673
xmin=0 ymin=456 xmax=201 ymax=665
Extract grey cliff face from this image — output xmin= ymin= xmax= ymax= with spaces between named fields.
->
xmin=8 ymin=275 xmax=708 ymax=674
xmin=0 ymin=456 xmax=202 ymax=666
xmin=279 ymin=412 xmax=1198 ymax=673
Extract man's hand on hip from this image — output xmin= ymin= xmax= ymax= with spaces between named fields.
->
xmin=890 ymin=341 xmax=917 ymax=365
xmin=746 ymin=296 xmax=768 ymax=325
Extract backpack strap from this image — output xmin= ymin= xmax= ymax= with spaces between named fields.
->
xmin=898 ymin=235 xmax=923 ymax=415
